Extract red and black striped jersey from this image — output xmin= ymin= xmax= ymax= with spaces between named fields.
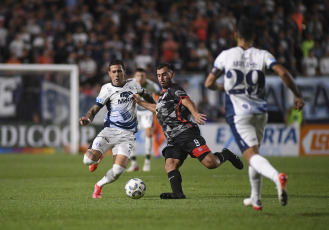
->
xmin=156 ymin=83 xmax=198 ymax=142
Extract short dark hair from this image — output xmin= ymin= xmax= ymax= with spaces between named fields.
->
xmin=135 ymin=67 xmax=146 ymax=73
xmin=156 ymin=63 xmax=175 ymax=72
xmin=109 ymin=59 xmax=125 ymax=69
xmin=236 ymin=16 xmax=255 ymax=41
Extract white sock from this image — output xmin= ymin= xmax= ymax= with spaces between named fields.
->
xmin=83 ymin=154 xmax=98 ymax=165
xmin=130 ymin=159 xmax=137 ymax=166
xmin=97 ymin=164 xmax=125 ymax=187
xmin=249 ymin=154 xmax=279 ymax=186
xmin=248 ymin=165 xmax=262 ymax=201
xmin=145 ymin=136 xmax=152 ymax=155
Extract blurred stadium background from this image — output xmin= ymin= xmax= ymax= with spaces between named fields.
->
xmin=0 ymin=0 xmax=328 ymax=156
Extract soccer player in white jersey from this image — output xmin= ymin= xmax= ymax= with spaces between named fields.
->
xmin=80 ymin=60 xmax=156 ymax=198
xmin=205 ymin=17 xmax=304 ymax=210
xmin=127 ymin=68 xmax=161 ymax=172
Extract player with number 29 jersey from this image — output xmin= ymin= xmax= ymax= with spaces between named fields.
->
xmin=206 ymin=17 xmax=304 ymax=210
xmin=213 ymin=47 xmax=277 ymax=117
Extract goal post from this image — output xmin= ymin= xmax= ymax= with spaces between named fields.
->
xmin=0 ymin=64 xmax=79 ymax=154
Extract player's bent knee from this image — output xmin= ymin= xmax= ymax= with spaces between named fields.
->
xmin=112 ymin=164 xmax=125 ymax=179
xmin=83 ymin=154 xmax=98 ymax=165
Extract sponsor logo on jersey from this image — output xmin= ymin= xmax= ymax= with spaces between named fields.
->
xmin=175 ymin=90 xmax=185 ymax=97
xmin=118 ymin=91 xmax=133 ymax=104
xmin=96 ymin=97 xmax=102 ymax=103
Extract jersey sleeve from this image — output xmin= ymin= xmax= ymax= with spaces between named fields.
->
xmin=95 ymin=85 xmax=110 ymax=108
xmin=213 ymin=51 xmax=226 ymax=71
xmin=135 ymin=81 xmax=144 ymax=94
xmin=264 ymin=50 xmax=278 ymax=70
xmin=170 ymin=84 xmax=188 ymax=100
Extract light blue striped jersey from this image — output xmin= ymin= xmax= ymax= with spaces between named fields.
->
xmin=95 ymin=79 xmax=144 ymax=132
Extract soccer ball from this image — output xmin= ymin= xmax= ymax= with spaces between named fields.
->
xmin=125 ymin=178 xmax=146 ymax=199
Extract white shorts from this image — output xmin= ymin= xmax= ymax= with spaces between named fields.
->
xmin=91 ymin=127 xmax=135 ymax=158
xmin=227 ymin=113 xmax=268 ymax=153
xmin=137 ymin=110 xmax=154 ymax=129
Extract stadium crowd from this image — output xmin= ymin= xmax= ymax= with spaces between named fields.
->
xmin=1 ymin=0 xmax=328 ymax=119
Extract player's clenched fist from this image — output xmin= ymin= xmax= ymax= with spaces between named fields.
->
xmin=80 ymin=117 xmax=91 ymax=126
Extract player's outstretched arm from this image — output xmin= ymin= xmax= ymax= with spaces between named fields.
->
xmin=140 ymin=91 xmax=156 ymax=104
xmin=79 ymin=105 xmax=101 ymax=126
xmin=181 ymin=97 xmax=207 ymax=125
xmin=272 ymin=64 xmax=304 ymax=111
xmin=133 ymin=94 xmax=156 ymax=113
xmin=205 ymin=68 xmax=225 ymax=91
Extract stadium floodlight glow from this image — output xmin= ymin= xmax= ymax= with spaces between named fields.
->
xmin=0 ymin=64 xmax=79 ymax=154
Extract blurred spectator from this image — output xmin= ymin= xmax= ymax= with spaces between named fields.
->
xmin=307 ymin=14 xmax=323 ymax=42
xmin=106 ymin=34 xmax=124 ymax=60
xmin=171 ymin=52 xmax=183 ymax=74
xmin=195 ymin=41 xmax=210 ymax=72
xmin=319 ymin=50 xmax=329 ymax=76
xmin=284 ymin=107 xmax=304 ymax=126
xmin=301 ymin=33 xmax=314 ymax=58
xmin=277 ymin=45 xmax=291 ymax=70
xmin=6 ymin=52 xmax=21 ymax=64
xmin=0 ymin=0 xmax=328 ymax=85
xmin=26 ymin=17 xmax=42 ymax=36
xmin=321 ymin=34 xmax=329 ymax=52
xmin=0 ymin=20 xmax=8 ymax=48
xmin=32 ymin=32 xmax=48 ymax=54
xmin=9 ymin=33 xmax=24 ymax=58
xmin=54 ymin=39 xmax=68 ymax=64
xmin=185 ymin=49 xmax=199 ymax=72
xmin=134 ymin=48 xmax=153 ymax=70
xmin=161 ymin=32 xmax=179 ymax=63
xmin=85 ymin=31 xmax=103 ymax=63
xmin=72 ymin=26 xmax=88 ymax=45
xmin=37 ymin=49 xmax=54 ymax=64
xmin=67 ymin=51 xmax=78 ymax=64
xmin=78 ymin=52 xmax=97 ymax=82
xmin=192 ymin=13 xmax=208 ymax=41
xmin=302 ymin=49 xmax=318 ymax=77
xmin=20 ymin=48 xmax=33 ymax=63
xmin=292 ymin=2 xmax=305 ymax=34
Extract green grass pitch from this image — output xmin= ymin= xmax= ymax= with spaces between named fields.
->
xmin=0 ymin=154 xmax=328 ymax=230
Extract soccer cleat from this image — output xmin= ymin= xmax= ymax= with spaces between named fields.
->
xmin=143 ymin=162 xmax=151 ymax=172
xmin=92 ymin=184 xmax=102 ymax=198
xmin=243 ymin=198 xmax=263 ymax=211
xmin=160 ymin=193 xmax=186 ymax=199
xmin=277 ymin=173 xmax=288 ymax=206
xmin=89 ymin=154 xmax=104 ymax=172
xmin=126 ymin=164 xmax=139 ymax=172
xmin=222 ymin=148 xmax=244 ymax=170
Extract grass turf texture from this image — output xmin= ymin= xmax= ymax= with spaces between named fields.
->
xmin=0 ymin=154 xmax=328 ymax=230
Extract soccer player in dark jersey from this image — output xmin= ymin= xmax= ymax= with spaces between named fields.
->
xmin=133 ymin=63 xmax=244 ymax=199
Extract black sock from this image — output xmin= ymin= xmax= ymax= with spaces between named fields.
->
xmin=214 ymin=151 xmax=227 ymax=163
xmin=146 ymin=154 xmax=151 ymax=160
xmin=131 ymin=156 xmax=137 ymax=161
xmin=168 ymin=170 xmax=184 ymax=195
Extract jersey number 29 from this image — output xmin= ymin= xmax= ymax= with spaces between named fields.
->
xmin=226 ymin=69 xmax=265 ymax=96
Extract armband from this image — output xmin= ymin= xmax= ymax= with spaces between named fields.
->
xmin=210 ymin=67 xmax=223 ymax=78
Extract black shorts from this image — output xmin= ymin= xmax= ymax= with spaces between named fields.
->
xmin=162 ymin=127 xmax=211 ymax=163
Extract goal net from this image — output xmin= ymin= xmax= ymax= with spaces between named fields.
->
xmin=0 ymin=64 xmax=79 ymax=154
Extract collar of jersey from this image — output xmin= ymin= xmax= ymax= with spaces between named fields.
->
xmin=111 ymin=81 xmax=127 ymax=88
